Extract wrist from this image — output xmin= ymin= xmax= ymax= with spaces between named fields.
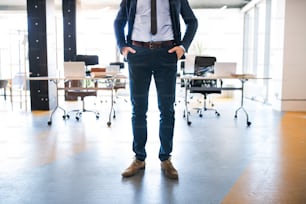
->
xmin=179 ymin=45 xmax=186 ymax=53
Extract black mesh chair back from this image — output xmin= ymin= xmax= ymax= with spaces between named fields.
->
xmin=194 ymin=56 xmax=216 ymax=76
xmin=189 ymin=56 xmax=221 ymax=117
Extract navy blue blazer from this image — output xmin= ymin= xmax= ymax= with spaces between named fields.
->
xmin=114 ymin=0 xmax=198 ymax=52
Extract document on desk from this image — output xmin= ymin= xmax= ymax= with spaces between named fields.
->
xmin=91 ymin=66 xmax=122 ymax=78
xmin=91 ymin=72 xmax=123 ymax=78
xmin=231 ymin=73 xmax=256 ymax=78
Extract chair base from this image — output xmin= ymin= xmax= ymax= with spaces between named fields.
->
xmin=67 ymin=109 xmax=100 ymax=121
xmin=195 ymin=107 xmax=220 ymax=117
xmin=66 ymin=95 xmax=99 ymax=121
xmin=193 ymin=94 xmax=220 ymax=117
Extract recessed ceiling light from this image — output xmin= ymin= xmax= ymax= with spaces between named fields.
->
xmin=220 ymin=5 xmax=227 ymax=10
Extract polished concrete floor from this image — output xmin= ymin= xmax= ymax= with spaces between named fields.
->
xmin=0 ymin=91 xmax=306 ymax=204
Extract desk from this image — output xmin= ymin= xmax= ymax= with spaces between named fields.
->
xmin=0 ymin=79 xmax=14 ymax=108
xmin=0 ymin=79 xmax=9 ymax=100
xmin=181 ymin=74 xmax=270 ymax=126
xmin=27 ymin=73 xmax=127 ymax=126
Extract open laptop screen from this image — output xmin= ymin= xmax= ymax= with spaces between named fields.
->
xmin=64 ymin=61 xmax=86 ymax=78
xmin=214 ymin=62 xmax=237 ymax=77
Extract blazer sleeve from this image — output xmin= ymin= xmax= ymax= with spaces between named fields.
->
xmin=179 ymin=0 xmax=198 ymax=52
xmin=114 ymin=0 xmax=128 ymax=52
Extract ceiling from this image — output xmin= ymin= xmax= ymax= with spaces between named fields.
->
xmin=0 ymin=0 xmax=251 ymax=10
xmin=189 ymin=0 xmax=251 ymax=9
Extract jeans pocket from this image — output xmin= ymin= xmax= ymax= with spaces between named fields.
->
xmin=126 ymin=47 xmax=137 ymax=61
xmin=169 ymin=51 xmax=178 ymax=62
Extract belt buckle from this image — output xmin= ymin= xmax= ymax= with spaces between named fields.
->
xmin=149 ymin=42 xmax=154 ymax=49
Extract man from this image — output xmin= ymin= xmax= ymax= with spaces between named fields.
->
xmin=114 ymin=0 xmax=198 ymax=179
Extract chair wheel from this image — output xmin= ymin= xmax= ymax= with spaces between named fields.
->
xmin=48 ymin=121 xmax=52 ymax=125
xmin=76 ymin=117 xmax=80 ymax=121
xmin=199 ymin=114 xmax=203 ymax=117
xmin=187 ymin=121 xmax=192 ymax=126
xmin=216 ymin=112 xmax=220 ymax=116
xmin=107 ymin=121 xmax=111 ymax=127
xmin=247 ymin=121 xmax=252 ymax=126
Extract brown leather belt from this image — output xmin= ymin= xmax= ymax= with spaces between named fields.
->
xmin=132 ymin=40 xmax=174 ymax=49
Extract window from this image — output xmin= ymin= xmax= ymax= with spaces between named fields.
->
xmin=242 ymin=0 xmax=272 ymax=103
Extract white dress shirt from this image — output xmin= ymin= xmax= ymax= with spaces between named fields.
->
xmin=131 ymin=0 xmax=174 ymax=42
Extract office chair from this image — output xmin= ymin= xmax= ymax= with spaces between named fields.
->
xmin=64 ymin=59 xmax=100 ymax=121
xmin=10 ymin=72 xmax=29 ymax=110
xmin=188 ymin=56 xmax=221 ymax=117
xmin=64 ymin=56 xmax=98 ymax=101
xmin=0 ymin=80 xmax=8 ymax=100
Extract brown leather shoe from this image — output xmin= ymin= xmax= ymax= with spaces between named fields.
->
xmin=121 ymin=159 xmax=145 ymax=177
xmin=161 ymin=159 xmax=178 ymax=180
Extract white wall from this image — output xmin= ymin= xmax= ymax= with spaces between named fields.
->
xmin=269 ymin=0 xmax=285 ymax=110
xmin=281 ymin=0 xmax=306 ymax=111
xmin=191 ymin=9 xmax=244 ymax=70
xmin=271 ymin=0 xmax=306 ymax=111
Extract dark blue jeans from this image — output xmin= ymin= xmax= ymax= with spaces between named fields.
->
xmin=127 ymin=45 xmax=177 ymax=161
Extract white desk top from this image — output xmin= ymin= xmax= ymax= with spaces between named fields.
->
xmin=27 ymin=73 xmax=127 ymax=81
xmin=181 ymin=73 xmax=271 ymax=80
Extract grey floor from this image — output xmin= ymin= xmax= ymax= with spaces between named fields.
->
xmin=0 ymin=92 xmax=282 ymax=204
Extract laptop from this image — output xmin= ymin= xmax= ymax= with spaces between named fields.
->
xmin=106 ymin=64 xmax=120 ymax=73
xmin=213 ymin=62 xmax=237 ymax=77
xmin=183 ymin=55 xmax=196 ymax=75
xmin=64 ymin=61 xmax=86 ymax=78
